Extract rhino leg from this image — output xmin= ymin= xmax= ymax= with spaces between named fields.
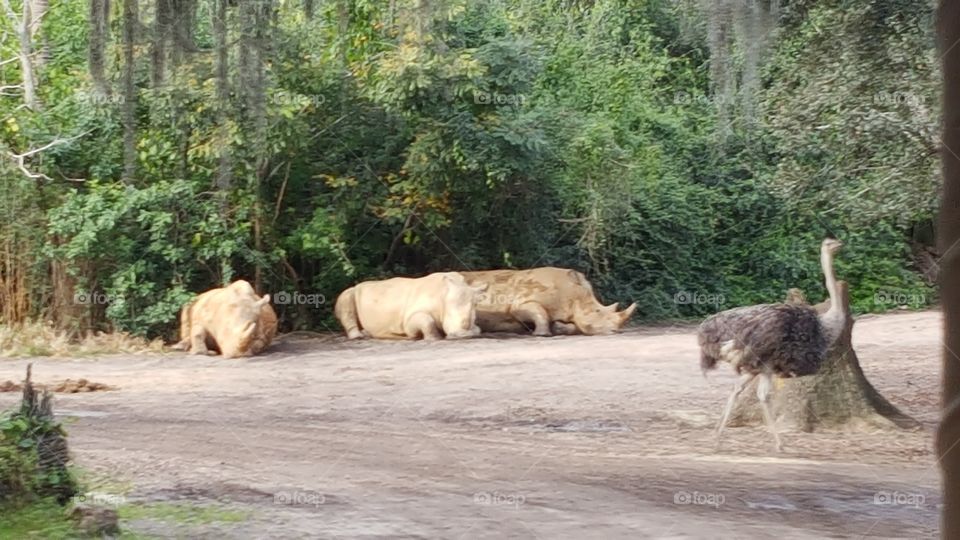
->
xmin=551 ymin=321 xmax=580 ymax=335
xmin=405 ymin=312 xmax=443 ymax=340
xmin=334 ymin=286 xmax=366 ymax=339
xmin=346 ymin=328 xmax=365 ymax=340
xmin=513 ymin=302 xmax=551 ymax=336
xmin=171 ymin=301 xmax=194 ymax=350
xmin=190 ymin=327 xmax=211 ymax=356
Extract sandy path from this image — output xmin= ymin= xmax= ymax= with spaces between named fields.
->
xmin=0 ymin=311 xmax=942 ymax=539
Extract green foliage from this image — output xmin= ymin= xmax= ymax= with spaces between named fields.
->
xmin=0 ymin=437 xmax=36 ymax=504
xmin=0 ymin=0 xmax=941 ymax=335
xmin=760 ymin=0 xmax=939 ymax=227
xmin=0 ymin=394 xmax=77 ymax=507
xmin=47 ymin=180 xmax=255 ymax=336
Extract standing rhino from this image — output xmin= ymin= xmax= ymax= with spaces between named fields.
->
xmin=172 ymin=280 xmax=276 ymax=358
xmin=334 ymin=272 xmax=488 ymax=340
xmin=461 ymin=267 xmax=636 ymax=336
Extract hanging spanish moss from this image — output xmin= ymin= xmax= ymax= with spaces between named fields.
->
xmin=681 ymin=0 xmax=780 ymax=138
xmin=151 ymin=0 xmax=197 ymax=87
xmin=170 ymin=0 xmax=198 ymax=66
xmin=151 ymin=0 xmax=171 ymax=86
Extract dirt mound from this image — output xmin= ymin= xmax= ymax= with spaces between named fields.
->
xmin=0 ymin=378 xmax=115 ymax=393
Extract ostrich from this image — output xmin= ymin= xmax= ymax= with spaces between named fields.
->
xmin=698 ymin=238 xmax=845 ymax=451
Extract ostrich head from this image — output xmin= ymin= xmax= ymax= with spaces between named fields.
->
xmin=822 ymin=237 xmax=843 ymax=255
xmin=785 ymin=288 xmax=807 ymax=304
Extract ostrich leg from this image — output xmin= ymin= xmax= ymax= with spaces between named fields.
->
xmin=715 ymin=372 xmax=756 ymax=450
xmin=756 ymin=372 xmax=783 ymax=452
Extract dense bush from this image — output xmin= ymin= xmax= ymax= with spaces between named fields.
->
xmin=0 ymin=0 xmax=939 ymax=337
xmin=0 ymin=380 xmax=77 ymax=506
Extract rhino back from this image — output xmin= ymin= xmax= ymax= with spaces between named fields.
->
xmin=463 ymin=267 xmax=596 ymax=319
xmin=353 ymin=277 xmax=426 ymax=338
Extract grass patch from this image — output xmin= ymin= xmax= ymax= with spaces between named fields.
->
xmin=0 ymin=322 xmax=165 ymax=358
xmin=119 ymin=502 xmax=248 ymax=525
xmin=0 ymin=499 xmax=79 ymax=539
xmin=0 ymin=500 xmax=158 ymax=540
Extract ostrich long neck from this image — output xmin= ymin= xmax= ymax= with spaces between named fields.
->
xmin=822 ymin=245 xmax=839 ymax=316
xmin=820 ymin=244 xmax=844 ymax=342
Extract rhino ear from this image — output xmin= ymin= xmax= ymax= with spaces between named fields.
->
xmin=619 ymin=302 xmax=637 ymax=322
xmin=568 ymin=269 xmax=588 ymax=287
xmin=256 ymin=294 xmax=270 ymax=307
xmin=473 ymin=283 xmax=489 ymax=293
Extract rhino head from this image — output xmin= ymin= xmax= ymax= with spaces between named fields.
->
xmin=440 ymin=274 xmax=488 ymax=339
xmin=221 ymin=290 xmax=271 ymax=358
xmin=572 ymin=300 xmax=637 ymax=335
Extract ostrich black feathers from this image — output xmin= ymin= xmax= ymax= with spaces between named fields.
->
xmin=698 ymin=303 xmax=828 ymax=378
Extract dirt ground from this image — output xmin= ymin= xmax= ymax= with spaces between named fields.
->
xmin=0 ymin=310 xmax=943 ymax=539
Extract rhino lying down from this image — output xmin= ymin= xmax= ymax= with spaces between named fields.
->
xmin=335 ymin=272 xmax=488 ymax=340
xmin=172 ymin=280 xmax=277 ymax=358
xmin=461 ymin=267 xmax=636 ymax=336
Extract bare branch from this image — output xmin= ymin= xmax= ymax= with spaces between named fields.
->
xmin=6 ymin=130 xmax=91 ymax=181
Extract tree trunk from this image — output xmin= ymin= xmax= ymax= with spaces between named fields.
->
xmin=121 ymin=0 xmax=138 ymax=182
xmin=88 ymin=0 xmax=111 ymax=96
xmin=727 ymin=281 xmax=920 ymax=431
xmin=213 ymin=0 xmax=230 ymax=191
xmin=28 ymin=0 xmax=48 ymax=67
xmin=17 ymin=1 xmax=38 ymax=109
xmin=238 ymin=0 xmax=272 ymax=291
xmin=938 ymin=2 xmax=960 ymax=537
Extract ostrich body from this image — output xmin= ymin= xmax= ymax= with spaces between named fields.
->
xmin=698 ymin=238 xmax=845 ymax=451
